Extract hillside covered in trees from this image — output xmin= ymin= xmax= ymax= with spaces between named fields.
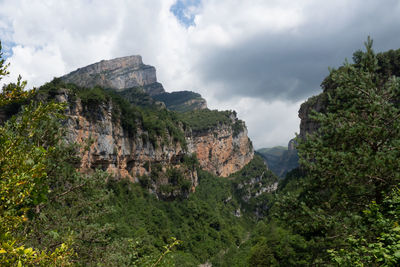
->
xmin=1 ymin=38 xmax=400 ymax=266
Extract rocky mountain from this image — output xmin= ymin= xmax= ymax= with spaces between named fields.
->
xmin=185 ymin=115 xmax=253 ymax=177
xmin=298 ymin=94 xmax=327 ymax=140
xmin=61 ymin=56 xmax=208 ymax=112
xmin=61 ymin=55 xmax=164 ymax=95
xmin=38 ymin=56 xmax=254 ymax=198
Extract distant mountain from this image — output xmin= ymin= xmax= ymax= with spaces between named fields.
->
xmin=257 ymin=146 xmax=287 ymax=158
xmin=257 ymin=139 xmax=298 ymax=178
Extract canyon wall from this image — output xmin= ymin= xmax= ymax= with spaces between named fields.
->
xmin=52 ymin=88 xmax=253 ymax=192
xmin=50 ymin=55 xmax=254 ymax=196
xmin=187 ymin=124 xmax=253 ymax=177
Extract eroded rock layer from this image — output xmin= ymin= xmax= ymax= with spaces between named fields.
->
xmin=61 ymin=56 xmax=164 ymax=95
xmin=53 ymin=89 xmax=253 ymax=191
xmin=187 ymin=124 xmax=253 ymax=177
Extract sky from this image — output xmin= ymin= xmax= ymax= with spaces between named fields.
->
xmin=1 ymin=0 xmax=400 ymax=148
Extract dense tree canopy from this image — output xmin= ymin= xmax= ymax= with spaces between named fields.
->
xmin=246 ymin=38 xmax=400 ymax=266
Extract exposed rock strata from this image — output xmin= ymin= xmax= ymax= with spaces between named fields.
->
xmin=61 ymin=56 xmax=164 ymax=95
xmin=298 ymin=93 xmax=327 ymax=139
xmin=187 ymin=124 xmax=253 ymax=177
xmin=55 ymin=90 xmax=187 ymax=180
xmin=53 ymin=89 xmax=253 ymax=193
xmin=57 ymin=55 xmax=253 ymax=191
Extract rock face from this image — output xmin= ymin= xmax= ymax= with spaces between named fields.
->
xmin=52 ymin=89 xmax=197 ymax=199
xmin=56 ymin=90 xmax=186 ymax=176
xmin=61 ymin=56 xmax=164 ymax=95
xmin=54 ymin=55 xmax=254 ymax=194
xmin=298 ymin=94 xmax=327 ymax=139
xmin=187 ymin=122 xmax=254 ymax=177
xmin=51 ymin=90 xmax=252 ymax=195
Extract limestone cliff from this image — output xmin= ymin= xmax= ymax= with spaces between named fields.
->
xmin=49 ymin=55 xmax=255 ymax=196
xmin=51 ymin=88 xmax=196 ymax=199
xmin=61 ymin=56 xmax=208 ymax=111
xmin=41 ymin=83 xmax=253 ymax=199
xmin=61 ymin=55 xmax=164 ymax=95
xmin=298 ymin=93 xmax=327 ymax=139
xmin=187 ymin=122 xmax=253 ymax=177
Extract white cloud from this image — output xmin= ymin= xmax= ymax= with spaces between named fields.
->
xmin=3 ymin=44 xmax=66 ymax=87
xmin=207 ymin=96 xmax=303 ymax=148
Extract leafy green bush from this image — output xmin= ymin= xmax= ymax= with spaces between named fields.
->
xmin=177 ymin=109 xmax=238 ymax=131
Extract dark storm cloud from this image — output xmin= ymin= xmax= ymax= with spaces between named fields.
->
xmin=195 ymin=1 xmax=400 ymax=102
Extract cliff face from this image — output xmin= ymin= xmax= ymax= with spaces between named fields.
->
xmin=53 ymin=55 xmax=254 ymax=195
xmin=56 ymin=90 xmax=185 ymax=174
xmin=187 ymin=122 xmax=254 ymax=177
xmin=61 ymin=56 xmax=164 ymax=95
xmin=52 ymin=89 xmax=197 ymax=199
xmin=51 ymin=89 xmax=252 ymax=196
xmin=298 ymin=93 xmax=327 ymax=139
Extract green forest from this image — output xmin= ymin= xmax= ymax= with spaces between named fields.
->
xmin=1 ymin=37 xmax=400 ymax=266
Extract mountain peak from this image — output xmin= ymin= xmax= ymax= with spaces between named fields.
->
xmin=61 ymin=55 xmax=164 ymax=95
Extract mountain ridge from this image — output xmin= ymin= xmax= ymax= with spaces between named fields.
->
xmin=39 ymin=56 xmax=257 ymax=198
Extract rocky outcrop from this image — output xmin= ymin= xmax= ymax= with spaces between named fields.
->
xmin=298 ymin=93 xmax=327 ymax=139
xmin=50 ymin=88 xmax=252 ymax=196
xmin=54 ymin=55 xmax=254 ymax=195
xmin=187 ymin=121 xmax=254 ymax=177
xmin=52 ymin=89 xmax=196 ymax=199
xmin=61 ymin=56 xmax=164 ymax=95
xmin=231 ymin=155 xmax=277 ymax=218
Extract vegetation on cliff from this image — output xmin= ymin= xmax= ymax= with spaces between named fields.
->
xmin=153 ymin=91 xmax=206 ymax=112
xmin=39 ymin=78 xmax=188 ymax=148
xmin=177 ymin=108 xmax=244 ymax=137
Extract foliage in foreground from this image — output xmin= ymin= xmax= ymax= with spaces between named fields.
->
xmin=245 ymin=38 xmax=400 ymax=266
xmin=0 ymin=41 xmax=74 ymax=266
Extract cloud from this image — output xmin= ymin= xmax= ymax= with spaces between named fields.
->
xmin=4 ymin=44 xmax=66 ymax=87
xmin=1 ymin=0 xmax=400 ymax=148
xmin=188 ymin=0 xmax=400 ymax=102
